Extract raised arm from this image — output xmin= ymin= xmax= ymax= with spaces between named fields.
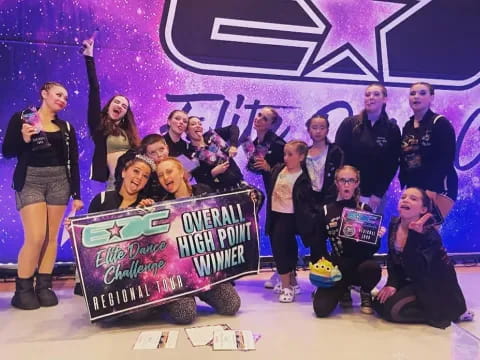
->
xmin=82 ymin=40 xmax=102 ymax=135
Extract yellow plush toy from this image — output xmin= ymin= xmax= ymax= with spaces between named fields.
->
xmin=309 ymin=257 xmax=342 ymax=288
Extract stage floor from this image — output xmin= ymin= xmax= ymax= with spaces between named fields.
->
xmin=0 ymin=268 xmax=479 ymax=360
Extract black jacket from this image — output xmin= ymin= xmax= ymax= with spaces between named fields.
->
xmin=164 ymin=132 xmax=188 ymax=157
xmin=385 ymin=217 xmax=466 ymax=329
xmin=161 ymin=183 xmax=212 ymax=201
xmin=310 ymin=199 xmax=379 ymax=263
xmin=249 ymin=130 xmax=286 ymax=191
xmin=305 ymin=143 xmax=344 ymax=206
xmin=85 ymin=56 xmax=136 ymax=182
xmin=335 ymin=111 xmax=401 ymax=197
xmin=88 ymin=190 xmax=143 ymax=213
xmin=265 ymin=164 xmax=316 ymax=242
xmin=188 ymin=125 xmax=244 ymax=190
xmin=399 ymin=109 xmax=457 ymax=199
xmin=2 ymin=111 xmax=81 ymax=199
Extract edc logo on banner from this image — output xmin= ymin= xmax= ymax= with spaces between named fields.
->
xmin=160 ymin=0 xmax=480 ymax=89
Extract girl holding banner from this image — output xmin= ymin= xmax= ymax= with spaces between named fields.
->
xmin=3 ymin=82 xmax=83 ymax=310
xmin=374 ymin=187 xmax=473 ymax=328
xmin=156 ymin=157 xmax=241 ymax=319
xmin=311 ymin=166 xmax=384 ymax=316
xmin=399 ymin=82 xmax=457 ymax=219
xmin=82 ymin=39 xmax=140 ymax=189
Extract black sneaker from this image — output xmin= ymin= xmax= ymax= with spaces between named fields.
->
xmin=360 ymin=290 xmax=373 ymax=314
xmin=73 ymin=282 xmax=84 ymax=296
xmin=339 ymin=289 xmax=353 ymax=308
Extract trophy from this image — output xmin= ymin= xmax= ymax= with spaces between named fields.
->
xmin=21 ymin=106 xmax=51 ymax=151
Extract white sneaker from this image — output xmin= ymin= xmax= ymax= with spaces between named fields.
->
xmin=264 ymin=271 xmax=279 ymax=289
xmin=279 ymin=287 xmax=295 ymax=303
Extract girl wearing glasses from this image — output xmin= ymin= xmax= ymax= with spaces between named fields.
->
xmin=3 ymin=82 xmax=83 ymax=309
xmin=399 ymin=82 xmax=457 ymax=218
xmin=82 ymin=39 xmax=140 ymax=190
xmin=311 ymin=165 xmax=384 ymax=317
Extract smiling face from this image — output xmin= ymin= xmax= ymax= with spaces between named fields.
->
xmin=121 ymin=160 xmax=151 ymax=196
xmin=145 ymin=141 xmax=169 ymax=164
xmin=156 ymin=159 xmax=186 ymax=195
xmin=409 ymin=83 xmax=433 ymax=114
xmin=253 ymin=107 xmax=276 ymax=133
xmin=364 ymin=85 xmax=387 ymax=115
xmin=307 ymin=116 xmax=329 ymax=143
xmin=107 ymin=96 xmax=129 ymax=121
xmin=335 ymin=168 xmax=359 ymax=200
xmin=41 ymin=85 xmax=68 ymax=113
xmin=398 ymin=188 xmax=428 ymax=220
xmin=168 ymin=110 xmax=188 ymax=136
xmin=186 ymin=116 xmax=204 ymax=142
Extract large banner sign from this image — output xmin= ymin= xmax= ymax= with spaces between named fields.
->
xmin=70 ymin=190 xmax=259 ymax=322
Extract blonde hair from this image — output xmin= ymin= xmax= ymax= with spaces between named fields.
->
xmin=157 ymin=157 xmax=192 ymax=195
xmin=286 ymin=140 xmax=308 ymax=156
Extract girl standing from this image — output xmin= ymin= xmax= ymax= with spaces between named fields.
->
xmin=82 ymin=40 xmax=140 ymax=189
xmin=265 ymin=140 xmax=316 ymax=302
xmin=3 ymin=82 xmax=83 ymax=309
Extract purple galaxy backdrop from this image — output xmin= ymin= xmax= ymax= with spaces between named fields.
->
xmin=1 ymin=0 xmax=479 ymax=262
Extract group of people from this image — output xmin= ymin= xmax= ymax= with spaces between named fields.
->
xmin=1 ymin=38 xmax=472 ymax=329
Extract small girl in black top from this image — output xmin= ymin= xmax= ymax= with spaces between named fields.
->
xmin=265 ymin=140 xmax=316 ymax=302
xmin=2 ymin=82 xmax=83 ymax=310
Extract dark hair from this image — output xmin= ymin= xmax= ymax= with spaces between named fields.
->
xmin=166 ymin=109 xmax=188 ymax=129
xmin=305 ymin=115 xmax=330 ymax=144
xmin=411 ymin=82 xmax=434 ymax=95
xmin=40 ymin=81 xmax=67 ymax=100
xmin=286 ymin=140 xmax=308 ymax=156
xmin=335 ymin=165 xmax=361 ymax=204
xmin=140 ymin=134 xmax=168 ymax=154
xmin=410 ymin=187 xmax=433 ymax=214
xmin=100 ymin=95 xmax=140 ymax=147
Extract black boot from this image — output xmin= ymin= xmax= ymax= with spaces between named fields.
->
xmin=11 ymin=276 xmax=40 ymax=310
xmin=35 ymin=273 xmax=58 ymax=307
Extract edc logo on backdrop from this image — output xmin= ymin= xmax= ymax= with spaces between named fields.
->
xmin=160 ymin=0 xmax=480 ymax=90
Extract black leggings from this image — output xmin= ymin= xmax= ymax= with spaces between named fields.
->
xmin=313 ymin=258 xmax=381 ymax=317
xmin=373 ymin=284 xmax=425 ymax=324
xmin=269 ymin=212 xmax=298 ymax=275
